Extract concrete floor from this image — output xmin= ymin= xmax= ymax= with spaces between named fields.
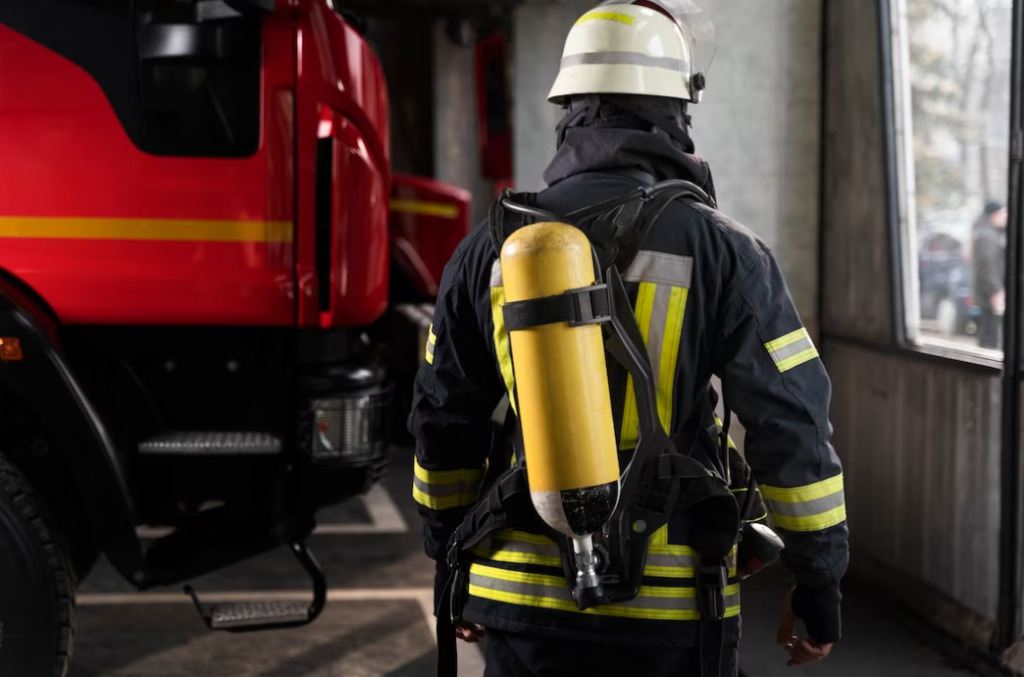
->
xmin=71 ymin=448 xmax=981 ymax=677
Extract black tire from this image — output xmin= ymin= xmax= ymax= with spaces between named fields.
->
xmin=0 ymin=453 xmax=76 ymax=677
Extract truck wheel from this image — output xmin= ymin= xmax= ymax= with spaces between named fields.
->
xmin=0 ymin=454 xmax=76 ymax=677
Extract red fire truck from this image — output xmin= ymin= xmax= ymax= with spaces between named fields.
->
xmin=0 ymin=1 xmax=469 ymax=674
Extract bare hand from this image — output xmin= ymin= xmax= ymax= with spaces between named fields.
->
xmin=455 ymin=623 xmax=486 ymax=643
xmin=784 ymin=636 xmax=832 ymax=667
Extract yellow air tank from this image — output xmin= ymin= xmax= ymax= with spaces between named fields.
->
xmin=501 ymin=222 xmax=620 ymax=546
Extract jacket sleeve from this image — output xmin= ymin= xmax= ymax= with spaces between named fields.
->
xmin=408 ymin=246 xmax=505 ymax=566
xmin=713 ymin=250 xmax=849 ymax=645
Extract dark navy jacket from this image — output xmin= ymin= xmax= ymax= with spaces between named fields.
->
xmin=410 ymin=170 xmax=848 ymax=645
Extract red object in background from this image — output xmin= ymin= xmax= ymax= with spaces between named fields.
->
xmin=297 ymin=2 xmax=391 ymax=328
xmin=390 ymin=175 xmax=471 ymax=297
xmin=475 ymin=31 xmax=513 ymax=183
xmin=493 ymin=180 xmax=515 ymax=198
xmin=0 ymin=1 xmax=391 ymax=328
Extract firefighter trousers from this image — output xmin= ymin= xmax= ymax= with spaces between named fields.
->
xmin=481 ymin=630 xmax=741 ymax=677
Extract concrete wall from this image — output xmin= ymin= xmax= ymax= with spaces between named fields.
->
xmin=512 ymin=0 xmax=594 ymax=193
xmin=690 ymin=1 xmax=822 ymax=326
xmin=512 ymin=1 xmax=823 ymax=326
xmin=433 ymin=22 xmax=494 ymax=224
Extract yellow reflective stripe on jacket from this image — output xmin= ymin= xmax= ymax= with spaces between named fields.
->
xmin=760 ymin=474 xmax=846 ymax=532
xmin=425 ymin=324 xmax=437 ymax=364
xmin=764 ymin=328 xmax=819 ymax=373
xmin=619 ymin=282 xmax=654 ymax=449
xmin=470 ymin=531 xmax=738 ymax=580
xmin=490 ymin=261 xmax=517 ymax=414
xmin=657 ymin=286 xmax=688 ymax=429
xmin=468 ymin=563 xmax=740 ymax=621
xmin=412 ymin=458 xmax=484 ymax=510
xmin=619 ymin=253 xmax=692 ymax=450
xmin=471 ymin=529 xmax=563 ymax=568
xmin=644 ymin=546 xmax=739 ymax=579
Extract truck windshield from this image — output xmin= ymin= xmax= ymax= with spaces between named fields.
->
xmin=0 ymin=0 xmax=262 ymax=158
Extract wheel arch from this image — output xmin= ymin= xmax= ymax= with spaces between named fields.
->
xmin=0 ymin=273 xmax=143 ymax=583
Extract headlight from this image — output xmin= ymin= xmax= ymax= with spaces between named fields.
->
xmin=310 ymin=391 xmax=387 ymax=465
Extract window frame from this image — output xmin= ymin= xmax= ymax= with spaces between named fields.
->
xmin=882 ymin=0 xmax=1007 ymax=374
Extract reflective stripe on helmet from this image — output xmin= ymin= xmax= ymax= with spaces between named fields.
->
xmin=561 ymin=51 xmax=689 ymax=73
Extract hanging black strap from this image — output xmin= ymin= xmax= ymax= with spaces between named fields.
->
xmin=435 ymin=467 xmax=538 ymax=677
xmin=697 ymin=557 xmax=730 ymax=677
xmin=700 ymin=617 xmax=727 ymax=677
xmin=436 ymin=570 xmax=458 ymax=677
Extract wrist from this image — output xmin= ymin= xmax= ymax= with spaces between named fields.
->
xmin=792 ymin=581 xmax=842 ymax=644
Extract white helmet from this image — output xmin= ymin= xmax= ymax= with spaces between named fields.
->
xmin=547 ymin=0 xmax=716 ymax=104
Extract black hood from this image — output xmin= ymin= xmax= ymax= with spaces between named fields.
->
xmin=543 ymin=94 xmax=716 ymax=200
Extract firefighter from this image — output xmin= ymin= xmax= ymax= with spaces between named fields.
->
xmin=410 ymin=2 xmax=848 ymax=675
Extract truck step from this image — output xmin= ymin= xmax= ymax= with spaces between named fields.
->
xmin=205 ymin=601 xmax=310 ymax=629
xmin=138 ymin=431 xmax=282 ymax=456
xmin=185 ymin=542 xmax=326 ymax=633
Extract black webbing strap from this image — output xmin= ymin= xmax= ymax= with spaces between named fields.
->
xmin=697 ymin=557 xmax=730 ymax=677
xmin=436 ymin=468 xmax=534 ymax=677
xmin=701 ymin=617 xmax=727 ymax=677
xmin=489 ymin=190 xmax=538 ymax=258
xmin=456 ymin=467 xmax=533 ymax=552
xmin=502 ymin=285 xmax=611 ymax=331
xmin=436 ymin=573 xmax=458 ymax=677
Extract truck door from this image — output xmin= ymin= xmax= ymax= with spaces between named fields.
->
xmin=294 ymin=0 xmax=391 ymax=329
xmin=0 ymin=0 xmax=297 ymax=326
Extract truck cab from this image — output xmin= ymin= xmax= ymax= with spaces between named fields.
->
xmin=0 ymin=1 xmax=468 ymax=673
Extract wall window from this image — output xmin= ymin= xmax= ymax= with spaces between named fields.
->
xmin=894 ymin=0 xmax=1012 ymax=357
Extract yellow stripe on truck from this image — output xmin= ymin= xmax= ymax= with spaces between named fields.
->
xmin=0 ymin=217 xmax=293 ymax=243
xmin=390 ymin=199 xmax=460 ymax=219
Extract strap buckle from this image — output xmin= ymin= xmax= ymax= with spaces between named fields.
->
xmin=696 ymin=563 xmax=728 ymax=622
xmin=449 ymin=565 xmax=469 ymax=625
xmin=445 ymin=530 xmax=469 ymax=625
xmin=446 ymin=528 xmax=464 ymax=569
xmin=567 ymin=284 xmax=611 ymax=327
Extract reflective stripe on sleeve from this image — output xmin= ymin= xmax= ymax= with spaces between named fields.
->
xmin=468 ymin=563 xmax=740 ymax=621
xmin=764 ymin=328 xmax=819 ymax=373
xmin=490 ymin=261 xmax=518 ymax=414
xmin=425 ymin=324 xmax=436 ymax=364
xmin=760 ymin=474 xmax=846 ymax=532
xmin=412 ymin=458 xmax=484 ymax=510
